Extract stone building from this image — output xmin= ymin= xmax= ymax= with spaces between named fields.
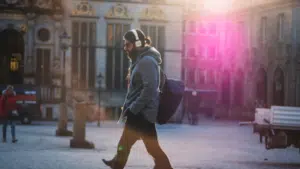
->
xmin=0 ymin=0 xmax=65 ymax=120
xmin=62 ymin=0 xmax=184 ymax=119
xmin=0 ymin=0 xmax=184 ymax=120
xmin=183 ymin=0 xmax=300 ymax=119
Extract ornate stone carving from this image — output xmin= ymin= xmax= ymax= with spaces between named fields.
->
xmin=52 ymin=14 xmax=63 ymax=21
xmin=17 ymin=24 xmax=28 ymax=33
xmin=72 ymin=1 xmax=95 ymax=16
xmin=24 ymin=78 xmax=35 ymax=85
xmin=52 ymin=58 xmax=61 ymax=73
xmin=34 ymin=0 xmax=53 ymax=9
xmin=0 ymin=12 xmax=26 ymax=20
xmin=54 ymin=21 xmax=61 ymax=29
xmin=26 ymin=13 xmax=37 ymax=20
xmin=6 ymin=0 xmax=19 ymax=5
xmin=139 ymin=6 xmax=166 ymax=21
xmin=52 ymin=0 xmax=62 ymax=10
xmin=105 ymin=4 xmax=132 ymax=20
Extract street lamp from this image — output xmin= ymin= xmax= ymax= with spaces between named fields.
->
xmin=56 ymin=30 xmax=72 ymax=136
xmin=59 ymin=30 xmax=71 ymax=103
xmin=96 ymin=73 xmax=103 ymax=127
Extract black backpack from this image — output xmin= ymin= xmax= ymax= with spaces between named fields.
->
xmin=139 ymin=49 xmax=185 ymax=124
xmin=157 ymin=70 xmax=185 ymax=125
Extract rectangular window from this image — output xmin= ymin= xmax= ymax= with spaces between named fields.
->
xmin=199 ymin=22 xmax=206 ymax=34
xmin=278 ymin=13 xmax=284 ymax=41
xmin=72 ymin=22 xmax=79 ymax=88
xmin=188 ymin=68 xmax=195 ymax=86
xmin=188 ymin=48 xmax=196 ymax=58
xmin=188 ymin=2 xmax=197 ymax=12
xmin=140 ymin=25 xmax=165 ymax=68
xmin=106 ymin=23 xmax=130 ymax=90
xmin=208 ymin=46 xmax=216 ymax=59
xmin=80 ymin=47 xmax=87 ymax=88
xmin=189 ymin=21 xmax=196 ymax=33
xmin=71 ymin=21 xmax=96 ymax=89
xmin=197 ymin=69 xmax=205 ymax=85
xmin=238 ymin=21 xmax=245 ymax=46
xmin=209 ymin=23 xmax=216 ymax=35
xmin=261 ymin=17 xmax=267 ymax=42
xmin=296 ymin=71 xmax=300 ymax=106
xmin=157 ymin=26 xmax=165 ymax=50
xmin=198 ymin=45 xmax=205 ymax=59
xmin=88 ymin=22 xmax=96 ymax=88
xmin=36 ymin=48 xmax=51 ymax=85
xmin=207 ymin=70 xmax=215 ymax=84
xmin=107 ymin=24 xmax=114 ymax=47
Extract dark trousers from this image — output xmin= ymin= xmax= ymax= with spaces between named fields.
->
xmin=2 ymin=118 xmax=16 ymax=140
xmin=113 ymin=113 xmax=172 ymax=169
xmin=191 ymin=111 xmax=198 ymax=125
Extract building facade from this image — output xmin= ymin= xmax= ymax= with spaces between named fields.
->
xmin=183 ymin=0 xmax=300 ymax=119
xmin=63 ymin=0 xmax=184 ymax=119
xmin=0 ymin=0 xmax=184 ymax=120
xmin=0 ymin=0 xmax=64 ymax=120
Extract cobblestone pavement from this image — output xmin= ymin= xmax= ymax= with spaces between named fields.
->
xmin=0 ymin=121 xmax=299 ymax=169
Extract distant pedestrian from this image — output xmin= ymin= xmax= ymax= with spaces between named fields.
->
xmin=186 ymin=85 xmax=200 ymax=125
xmin=102 ymin=29 xmax=173 ymax=169
xmin=0 ymin=85 xmax=18 ymax=143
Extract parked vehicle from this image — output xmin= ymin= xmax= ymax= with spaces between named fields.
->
xmin=0 ymin=85 xmax=41 ymax=124
xmin=253 ymin=106 xmax=300 ymax=151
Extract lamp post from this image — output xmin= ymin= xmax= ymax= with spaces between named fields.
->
xmin=96 ymin=73 xmax=103 ymax=127
xmin=59 ymin=31 xmax=71 ymax=104
xmin=56 ymin=30 xmax=73 ymax=136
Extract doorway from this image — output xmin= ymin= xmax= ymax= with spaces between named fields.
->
xmin=256 ymin=68 xmax=267 ymax=104
xmin=273 ymin=67 xmax=284 ymax=106
xmin=0 ymin=29 xmax=24 ymax=84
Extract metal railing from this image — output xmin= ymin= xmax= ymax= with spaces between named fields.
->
xmin=37 ymin=85 xmax=62 ymax=104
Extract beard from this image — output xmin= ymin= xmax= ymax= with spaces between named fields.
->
xmin=126 ymin=49 xmax=138 ymax=61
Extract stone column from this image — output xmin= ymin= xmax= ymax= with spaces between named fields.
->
xmin=70 ymin=102 xmax=95 ymax=149
xmin=27 ymin=20 xmax=35 ymax=73
xmin=55 ymin=103 xmax=73 ymax=136
xmin=54 ymin=21 xmax=61 ymax=59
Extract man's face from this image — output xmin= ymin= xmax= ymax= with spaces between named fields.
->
xmin=123 ymin=40 xmax=135 ymax=57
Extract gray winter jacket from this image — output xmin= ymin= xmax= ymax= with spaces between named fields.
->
xmin=120 ymin=47 xmax=162 ymax=123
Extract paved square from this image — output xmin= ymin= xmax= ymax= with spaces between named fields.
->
xmin=0 ymin=121 xmax=300 ymax=169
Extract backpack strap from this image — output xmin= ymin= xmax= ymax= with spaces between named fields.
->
xmin=159 ymin=67 xmax=166 ymax=92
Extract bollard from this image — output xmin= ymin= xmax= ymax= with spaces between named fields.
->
xmin=70 ymin=103 xmax=95 ymax=149
xmin=56 ymin=103 xmax=73 ymax=136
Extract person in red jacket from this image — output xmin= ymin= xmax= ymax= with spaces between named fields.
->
xmin=0 ymin=85 xmax=18 ymax=143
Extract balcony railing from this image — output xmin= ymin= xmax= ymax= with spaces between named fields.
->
xmin=37 ymin=85 xmax=62 ymax=104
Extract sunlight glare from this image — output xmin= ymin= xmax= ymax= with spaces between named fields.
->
xmin=203 ymin=0 xmax=234 ymax=13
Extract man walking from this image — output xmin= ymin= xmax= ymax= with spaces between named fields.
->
xmin=0 ymin=85 xmax=18 ymax=143
xmin=102 ymin=29 xmax=173 ymax=169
